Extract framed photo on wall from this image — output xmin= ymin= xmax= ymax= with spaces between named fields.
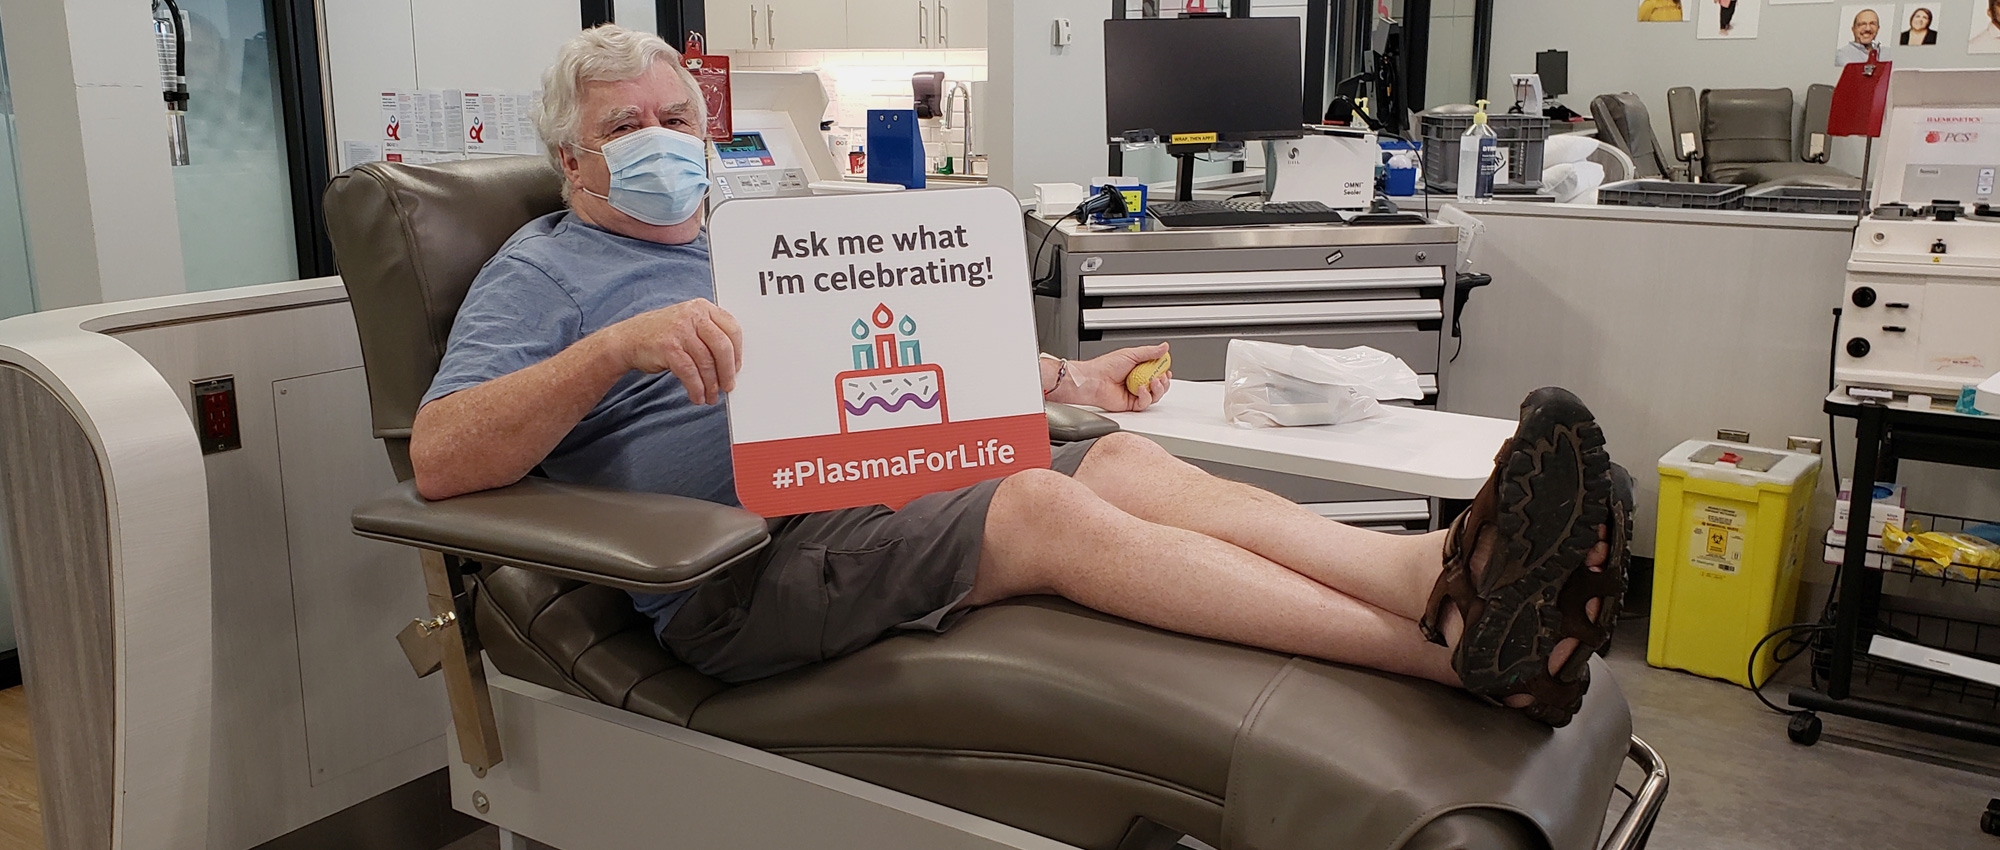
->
xmin=1974 ymin=0 xmax=2000 ymax=52
xmin=1836 ymin=4 xmax=1895 ymax=64
xmin=1898 ymin=4 xmax=1944 ymax=45
xmin=1700 ymin=0 xmax=1765 ymax=37
xmin=1640 ymin=0 xmax=1687 ymax=21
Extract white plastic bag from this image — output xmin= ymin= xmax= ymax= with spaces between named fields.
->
xmin=1223 ymin=339 xmax=1425 ymax=428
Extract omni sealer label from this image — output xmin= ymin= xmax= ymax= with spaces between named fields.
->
xmin=710 ymin=188 xmax=1051 ymax=516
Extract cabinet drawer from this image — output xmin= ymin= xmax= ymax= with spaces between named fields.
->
xmin=1081 ymin=299 xmax=1442 ymax=331
xmin=1082 ymin=267 xmax=1442 ymax=297
xmin=1080 ymin=326 xmax=1440 ymax=379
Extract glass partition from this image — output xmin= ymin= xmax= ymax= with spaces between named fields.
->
xmin=0 ymin=11 xmax=33 ymax=320
xmin=0 ymin=7 xmax=28 ymax=660
xmin=169 ymin=0 xmax=300 ymax=290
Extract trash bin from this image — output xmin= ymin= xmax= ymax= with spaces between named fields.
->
xmin=1649 ymin=439 xmax=1823 ymax=686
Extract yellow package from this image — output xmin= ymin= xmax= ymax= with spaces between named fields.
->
xmin=1883 ymin=524 xmax=2000 ymax=580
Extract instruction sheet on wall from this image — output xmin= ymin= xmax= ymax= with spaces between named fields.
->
xmin=338 ymin=88 xmax=542 ymax=170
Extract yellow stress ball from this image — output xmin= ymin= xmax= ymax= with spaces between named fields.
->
xmin=1125 ymin=352 xmax=1171 ymax=396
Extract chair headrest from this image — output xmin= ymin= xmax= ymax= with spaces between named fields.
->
xmin=323 ymin=156 xmax=566 ymax=478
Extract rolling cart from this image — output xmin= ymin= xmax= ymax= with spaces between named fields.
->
xmin=1789 ymin=389 xmax=2000 ymax=836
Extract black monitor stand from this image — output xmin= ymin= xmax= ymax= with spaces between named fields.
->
xmin=1165 ymin=142 xmax=1208 ymax=202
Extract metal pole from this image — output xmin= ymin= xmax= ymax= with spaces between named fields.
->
xmin=1303 ymin=0 xmax=1331 ymax=123
xmin=1471 ymin=0 xmax=1494 ymax=101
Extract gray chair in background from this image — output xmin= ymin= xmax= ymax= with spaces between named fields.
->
xmin=1590 ymin=92 xmax=1677 ymax=181
xmin=1667 ymin=86 xmax=1859 ymax=188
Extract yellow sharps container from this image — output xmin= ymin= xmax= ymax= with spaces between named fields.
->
xmin=1649 ymin=439 xmax=1822 ymax=687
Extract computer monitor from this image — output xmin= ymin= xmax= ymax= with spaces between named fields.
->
xmin=1535 ymin=50 xmax=1569 ymax=98
xmin=1103 ymin=17 xmax=1305 ymax=145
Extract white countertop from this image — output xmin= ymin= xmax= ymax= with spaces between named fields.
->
xmin=1102 ymin=380 xmax=1517 ymax=500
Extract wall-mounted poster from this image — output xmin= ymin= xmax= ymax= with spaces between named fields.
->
xmin=1639 ymin=0 xmax=1686 ymax=21
xmin=1700 ymin=0 xmax=1764 ymax=37
xmin=1973 ymin=0 xmax=2000 ymax=52
xmin=1899 ymin=4 xmax=1944 ymax=44
xmin=1836 ymin=5 xmax=1895 ymax=63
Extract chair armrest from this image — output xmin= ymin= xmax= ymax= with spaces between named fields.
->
xmin=1046 ymin=401 xmax=1120 ymax=442
xmin=353 ymin=478 xmax=770 ymax=594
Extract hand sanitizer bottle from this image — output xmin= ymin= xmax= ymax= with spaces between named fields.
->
xmin=1455 ymin=100 xmax=1498 ymax=203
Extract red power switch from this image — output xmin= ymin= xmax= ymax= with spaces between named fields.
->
xmin=1717 ymin=452 xmax=1742 ymax=465
xmin=191 ymin=377 xmax=241 ymax=454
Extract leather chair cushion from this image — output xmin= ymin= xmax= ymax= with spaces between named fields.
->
xmin=1702 ymin=88 xmax=1797 ymax=175
xmin=322 ymin=157 xmax=565 ymax=476
xmin=1741 ymin=166 xmax=1863 ymax=190
xmin=688 ymin=597 xmax=1630 ymax=850
xmin=475 ymin=566 xmax=727 ymax=724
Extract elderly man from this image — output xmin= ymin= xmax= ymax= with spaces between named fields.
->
xmin=416 ymin=25 xmax=1631 ymax=727
xmin=1838 ymin=8 xmax=1887 ymax=65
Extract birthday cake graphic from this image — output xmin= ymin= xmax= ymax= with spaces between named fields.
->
xmin=836 ymin=304 xmax=950 ymax=433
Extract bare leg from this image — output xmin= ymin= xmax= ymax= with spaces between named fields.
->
xmin=1069 ymin=433 xmax=1445 ymax=622
xmin=963 ymin=468 xmax=1459 ymax=686
xmin=1063 ymin=434 xmax=1608 ymax=703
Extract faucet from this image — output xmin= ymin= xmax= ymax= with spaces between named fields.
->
xmin=942 ymin=81 xmax=973 ymax=175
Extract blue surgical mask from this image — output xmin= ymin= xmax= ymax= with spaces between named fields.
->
xmin=578 ymin=126 xmax=711 ymax=226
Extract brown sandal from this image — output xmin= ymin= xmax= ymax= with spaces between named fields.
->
xmin=1419 ymin=387 xmax=1618 ymax=728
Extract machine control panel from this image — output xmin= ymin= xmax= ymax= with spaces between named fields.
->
xmin=712 ymin=168 xmax=811 ymax=202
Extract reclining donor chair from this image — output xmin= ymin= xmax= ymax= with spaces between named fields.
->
xmin=1666 ymin=85 xmax=1858 ymax=189
xmin=325 ymin=156 xmax=1667 ymax=850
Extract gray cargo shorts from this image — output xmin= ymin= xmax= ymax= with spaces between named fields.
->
xmin=662 ymin=439 xmax=1099 ymax=683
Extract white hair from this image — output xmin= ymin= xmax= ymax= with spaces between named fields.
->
xmin=536 ymin=25 xmax=708 ymax=198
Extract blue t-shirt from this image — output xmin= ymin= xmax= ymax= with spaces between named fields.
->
xmin=422 ymin=211 xmax=732 ymax=630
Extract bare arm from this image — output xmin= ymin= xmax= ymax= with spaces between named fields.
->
xmin=1041 ymin=343 xmax=1172 ymax=413
xmin=411 ymin=298 xmax=743 ymax=501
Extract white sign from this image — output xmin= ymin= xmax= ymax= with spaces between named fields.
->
xmin=710 ymin=188 xmax=1051 ymax=516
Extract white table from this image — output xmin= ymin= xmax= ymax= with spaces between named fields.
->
xmin=1101 ymin=380 xmax=1517 ymax=500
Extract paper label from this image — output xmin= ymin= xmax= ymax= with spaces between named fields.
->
xmin=1688 ymin=504 xmax=1747 ymax=575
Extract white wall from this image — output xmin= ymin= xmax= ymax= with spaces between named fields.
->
xmin=0 ymin=0 xmax=187 ymax=309
xmin=1487 ymin=1 xmax=2000 ymax=178
xmin=988 ymin=0 xmax=1111 ymax=195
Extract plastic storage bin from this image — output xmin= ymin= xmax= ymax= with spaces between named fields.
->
xmin=1740 ymin=186 xmax=1864 ymax=216
xmin=1419 ymin=108 xmax=1549 ymax=192
xmin=1650 ymin=439 xmax=1822 ymax=687
xmin=1598 ymin=179 xmax=1745 ymax=210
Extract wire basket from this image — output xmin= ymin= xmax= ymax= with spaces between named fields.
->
xmin=1815 ymin=508 xmax=2000 ymax=714
xmin=1844 ymin=509 xmax=2000 ymax=592
xmin=1810 ymin=607 xmax=2000 ymax=714
xmin=1419 ymin=111 xmax=1550 ymax=192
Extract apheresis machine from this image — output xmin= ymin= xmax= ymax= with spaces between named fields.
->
xmin=707 ymin=72 xmax=864 ymax=202
xmin=1836 ymin=68 xmax=2000 ymax=405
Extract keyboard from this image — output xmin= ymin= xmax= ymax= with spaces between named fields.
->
xmin=1147 ymin=199 xmax=1349 ymax=228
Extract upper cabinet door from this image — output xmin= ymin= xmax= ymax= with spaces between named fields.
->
xmin=766 ymin=0 xmax=852 ymax=50
xmin=847 ymin=0 xmax=929 ymax=49
xmin=934 ymin=0 xmax=985 ymax=48
xmin=709 ymin=1 xmax=759 ymax=51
